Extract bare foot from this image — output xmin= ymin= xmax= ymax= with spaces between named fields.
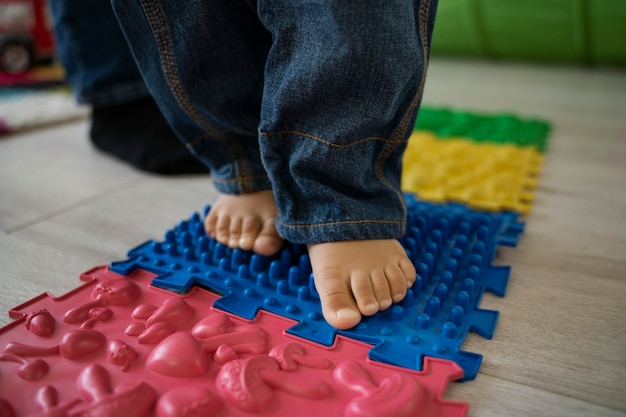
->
xmin=204 ymin=190 xmax=284 ymax=256
xmin=307 ymin=239 xmax=416 ymax=329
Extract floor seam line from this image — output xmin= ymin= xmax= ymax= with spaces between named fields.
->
xmin=5 ymin=177 xmax=146 ymax=235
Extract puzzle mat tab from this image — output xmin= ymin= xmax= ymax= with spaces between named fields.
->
xmin=415 ymin=107 xmax=551 ymax=152
xmin=402 ymin=132 xmax=542 ymax=213
xmin=0 ymin=266 xmax=468 ymax=417
xmin=110 ymin=196 xmax=524 ymax=381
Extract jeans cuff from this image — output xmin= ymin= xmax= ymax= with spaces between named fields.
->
xmin=275 ymin=218 xmax=406 ymax=244
xmin=211 ymin=175 xmax=274 ymax=195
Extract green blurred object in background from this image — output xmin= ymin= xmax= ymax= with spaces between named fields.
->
xmin=415 ymin=107 xmax=551 ymax=152
xmin=431 ymin=0 xmax=626 ymax=65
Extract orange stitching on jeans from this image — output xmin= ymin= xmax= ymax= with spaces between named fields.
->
xmin=373 ymin=139 xmax=407 ymax=234
xmin=261 ymin=129 xmax=408 ymax=222
xmin=391 ymin=0 xmax=431 ymax=141
xmin=139 ymin=0 xmax=256 ymax=192
xmin=183 ymin=130 xmax=263 ymax=192
xmin=141 ymin=1 xmax=219 ymax=137
xmin=259 ymin=130 xmax=407 ymax=148
xmin=370 ymin=0 xmax=432 ymax=232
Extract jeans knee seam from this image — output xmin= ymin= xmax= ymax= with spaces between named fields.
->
xmin=259 ymin=130 xmax=407 ymax=148
xmin=260 ymin=130 xmax=409 ymax=234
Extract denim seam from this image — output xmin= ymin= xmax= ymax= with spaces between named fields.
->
xmin=372 ymin=142 xmax=407 ymax=236
xmin=140 ymin=1 xmax=221 ymax=137
xmin=260 ymin=129 xmax=408 ymax=232
xmin=391 ymin=0 xmax=431 ymax=142
xmin=185 ymin=131 xmax=270 ymax=192
xmin=278 ymin=218 xmax=405 ymax=230
xmin=139 ymin=0 xmax=256 ymax=192
xmin=372 ymin=0 xmax=432 ymax=236
xmin=185 ymin=131 xmax=214 ymax=148
xmin=259 ymin=130 xmax=408 ymax=148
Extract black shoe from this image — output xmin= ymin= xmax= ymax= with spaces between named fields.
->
xmin=90 ymin=96 xmax=209 ymax=175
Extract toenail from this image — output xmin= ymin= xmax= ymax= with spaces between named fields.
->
xmin=364 ymin=303 xmax=378 ymax=313
xmin=379 ymin=299 xmax=392 ymax=309
xmin=336 ymin=308 xmax=360 ymax=319
xmin=393 ymin=293 xmax=405 ymax=302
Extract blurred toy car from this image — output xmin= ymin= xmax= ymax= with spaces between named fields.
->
xmin=0 ymin=0 xmax=55 ymax=74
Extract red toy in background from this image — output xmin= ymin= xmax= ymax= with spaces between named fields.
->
xmin=0 ymin=0 xmax=55 ymax=74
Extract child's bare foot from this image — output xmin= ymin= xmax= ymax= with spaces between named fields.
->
xmin=204 ymin=190 xmax=284 ymax=256
xmin=307 ymin=239 xmax=416 ymax=329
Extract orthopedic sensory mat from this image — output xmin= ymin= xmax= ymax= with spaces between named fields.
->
xmin=406 ymin=107 xmax=550 ymax=213
xmin=0 ymin=108 xmax=550 ymax=416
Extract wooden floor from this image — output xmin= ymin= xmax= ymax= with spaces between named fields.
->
xmin=1 ymin=57 xmax=625 ymax=416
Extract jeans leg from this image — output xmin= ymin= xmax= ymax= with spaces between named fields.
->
xmin=48 ymin=0 xmax=149 ymax=106
xmin=111 ymin=0 xmax=272 ymax=193
xmin=258 ymin=0 xmax=438 ymax=244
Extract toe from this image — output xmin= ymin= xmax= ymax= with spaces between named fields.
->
xmin=215 ymin=214 xmax=231 ymax=246
xmin=399 ymin=257 xmax=417 ymax=289
xmin=385 ymin=263 xmax=409 ymax=303
xmin=350 ymin=270 xmax=379 ymax=316
xmin=314 ymin=270 xmax=361 ymax=330
xmin=239 ymin=216 xmax=262 ymax=251
xmin=228 ymin=217 xmax=243 ymax=249
xmin=252 ymin=218 xmax=283 ymax=256
xmin=371 ymin=269 xmax=393 ymax=310
xmin=204 ymin=210 xmax=218 ymax=237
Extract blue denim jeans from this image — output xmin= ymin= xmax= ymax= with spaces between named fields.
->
xmin=48 ymin=0 xmax=149 ymax=107
xmin=112 ymin=0 xmax=438 ymax=244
